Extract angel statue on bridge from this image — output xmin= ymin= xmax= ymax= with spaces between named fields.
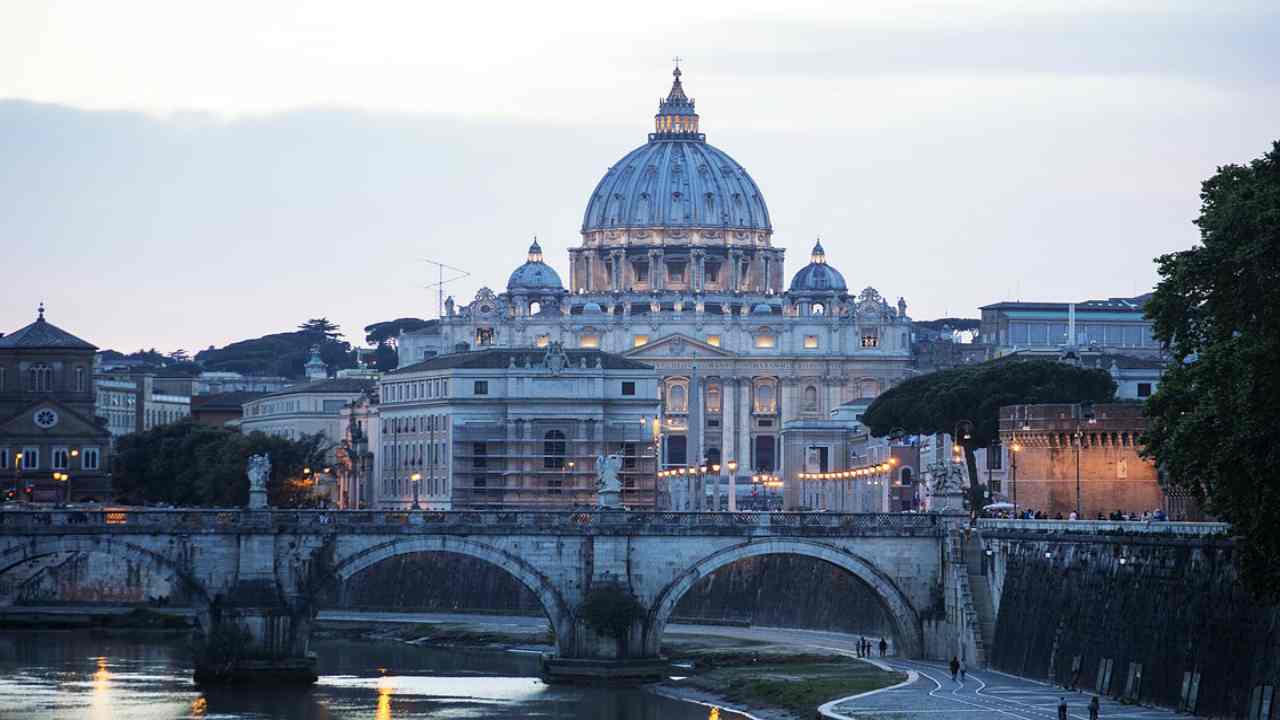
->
xmin=595 ymin=454 xmax=624 ymax=509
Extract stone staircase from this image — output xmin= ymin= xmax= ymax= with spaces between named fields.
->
xmin=963 ymin=531 xmax=998 ymax=661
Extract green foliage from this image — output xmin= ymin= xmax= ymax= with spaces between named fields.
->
xmin=1143 ymin=140 xmax=1280 ymax=601
xmin=364 ymin=318 xmax=432 ymax=347
xmin=863 ymin=359 xmax=1116 ymax=510
xmin=194 ymin=329 xmax=354 ymax=378
xmin=112 ymin=420 xmax=331 ymax=507
xmin=578 ymin=584 xmax=645 ymax=641
xmin=298 ymin=318 xmax=343 ymax=340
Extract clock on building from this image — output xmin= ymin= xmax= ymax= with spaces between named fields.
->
xmin=34 ymin=408 xmax=59 ymax=429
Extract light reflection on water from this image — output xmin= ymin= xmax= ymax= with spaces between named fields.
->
xmin=0 ymin=632 xmax=747 ymax=720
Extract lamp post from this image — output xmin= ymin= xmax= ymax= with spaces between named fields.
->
xmin=67 ymin=449 xmax=79 ymax=504
xmin=1010 ymin=437 xmax=1021 ymax=517
xmin=12 ymin=452 xmax=23 ymax=503
xmin=411 ymin=472 xmax=422 ymax=510
xmin=725 ymin=460 xmax=739 ymax=512
xmin=953 ymin=419 xmax=975 ymax=520
xmin=1074 ymin=402 xmax=1096 ymax=517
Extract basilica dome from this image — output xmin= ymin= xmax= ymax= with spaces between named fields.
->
xmin=507 ymin=239 xmax=564 ymax=291
xmin=789 ymin=240 xmax=848 ymax=293
xmin=581 ymin=68 xmax=771 ymax=233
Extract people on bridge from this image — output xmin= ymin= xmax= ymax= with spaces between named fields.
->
xmin=949 ymin=656 xmax=959 ymax=683
xmin=1058 ymin=697 xmax=1069 ymax=720
xmin=879 ymin=638 xmax=887 ymax=657
xmin=959 ymin=659 xmax=967 ymax=683
xmin=856 ymin=636 xmax=865 ymax=657
xmin=1089 ymin=694 xmax=1101 ymax=720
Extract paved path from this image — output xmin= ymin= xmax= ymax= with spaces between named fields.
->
xmin=829 ymin=659 xmax=1180 ymax=720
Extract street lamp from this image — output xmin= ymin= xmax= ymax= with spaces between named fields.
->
xmin=725 ymin=460 xmax=739 ymax=512
xmin=1074 ymin=402 xmax=1097 ymax=517
xmin=12 ymin=452 xmax=23 ymax=502
xmin=411 ymin=472 xmax=422 ymax=510
xmin=1009 ymin=438 xmax=1022 ymax=517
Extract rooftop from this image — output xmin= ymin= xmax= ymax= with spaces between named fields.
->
xmin=257 ymin=378 xmax=374 ymax=399
xmin=191 ymin=391 xmax=270 ymax=411
xmin=391 ymin=347 xmax=655 ymax=374
xmin=981 ymin=294 xmax=1152 ymax=312
xmin=0 ymin=305 xmax=96 ymax=351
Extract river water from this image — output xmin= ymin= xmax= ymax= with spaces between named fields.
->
xmin=0 ymin=631 xmax=746 ymax=720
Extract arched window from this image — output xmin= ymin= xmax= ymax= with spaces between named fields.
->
xmin=668 ymin=384 xmax=688 ymax=413
xmin=900 ymin=467 xmax=913 ymax=486
xmin=754 ymin=383 xmax=776 ymax=414
xmin=705 ymin=384 xmax=721 ymax=414
xmin=544 ymin=430 xmax=566 ymax=470
xmin=28 ymin=363 xmax=52 ymax=392
xmin=812 ymin=302 xmax=825 ymax=316
xmin=804 ymin=385 xmax=818 ymax=411
xmin=74 ymin=367 xmax=85 ymax=392
xmin=529 ymin=301 xmax=542 ymax=316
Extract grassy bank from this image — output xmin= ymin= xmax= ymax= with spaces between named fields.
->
xmin=314 ymin=620 xmax=554 ymax=649
xmin=0 ymin=607 xmax=190 ymax=632
xmin=663 ymin=642 xmax=905 ymax=719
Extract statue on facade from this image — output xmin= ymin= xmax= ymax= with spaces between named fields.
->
xmin=595 ymin=454 xmax=624 ymax=508
xmin=247 ymin=453 xmax=271 ymax=509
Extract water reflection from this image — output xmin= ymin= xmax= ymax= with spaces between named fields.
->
xmin=0 ymin=632 xmax=750 ymax=720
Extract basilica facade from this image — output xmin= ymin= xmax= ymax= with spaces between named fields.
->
xmin=400 ymin=67 xmax=914 ymax=478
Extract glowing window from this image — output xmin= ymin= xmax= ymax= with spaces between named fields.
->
xmin=754 ymin=335 xmax=776 ymax=349
xmin=706 ymin=335 xmax=721 ymax=347
xmin=861 ymin=334 xmax=879 ymax=348
xmin=804 ymin=335 xmax=819 ymax=349
xmin=633 ymin=335 xmax=649 ymax=348
xmin=535 ymin=335 xmax=550 ymax=348
xmin=579 ymin=335 xmax=600 ymax=349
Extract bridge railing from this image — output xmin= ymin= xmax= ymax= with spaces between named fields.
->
xmin=0 ymin=508 xmax=947 ymax=534
xmin=977 ymin=518 xmax=1231 ymax=537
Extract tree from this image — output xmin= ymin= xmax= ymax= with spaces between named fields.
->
xmin=168 ymin=349 xmax=191 ymax=364
xmin=298 ymin=318 xmax=343 ymax=341
xmin=1143 ymin=140 xmax=1280 ymax=601
xmin=862 ymin=359 xmax=1116 ymax=514
xmin=364 ymin=318 xmax=433 ymax=347
xmin=113 ymin=420 xmax=332 ymax=507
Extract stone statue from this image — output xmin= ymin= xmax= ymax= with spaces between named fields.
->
xmin=897 ymin=296 xmax=908 ymax=318
xmin=247 ymin=453 xmax=271 ymax=509
xmin=595 ymin=454 xmax=624 ymax=508
xmin=247 ymin=454 xmax=271 ymax=493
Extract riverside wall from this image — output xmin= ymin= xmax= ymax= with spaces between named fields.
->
xmin=982 ymin=528 xmax=1279 ymax=719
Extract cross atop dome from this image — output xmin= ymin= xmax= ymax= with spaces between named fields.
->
xmin=653 ymin=61 xmax=702 ymax=141
xmin=37 ymin=302 xmax=46 ymax=321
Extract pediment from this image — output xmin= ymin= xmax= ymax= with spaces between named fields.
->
xmin=0 ymin=399 xmax=107 ymax=437
xmin=623 ymin=333 xmax=735 ymax=359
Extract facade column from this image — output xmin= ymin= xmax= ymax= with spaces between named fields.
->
xmin=611 ymin=250 xmax=625 ymax=292
xmin=738 ymin=378 xmax=752 ymax=472
xmin=688 ymin=365 xmax=704 ymax=511
xmin=762 ymin=254 xmax=771 ymax=294
xmin=586 ymin=253 xmax=595 ymax=292
xmin=728 ymin=250 xmax=739 ymax=291
xmin=654 ymin=249 xmax=665 ymax=291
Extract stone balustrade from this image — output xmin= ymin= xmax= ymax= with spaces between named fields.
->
xmin=0 ymin=509 xmax=944 ymax=537
xmin=977 ymin=518 xmax=1230 ymax=537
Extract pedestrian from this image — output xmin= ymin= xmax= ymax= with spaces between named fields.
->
xmin=959 ymin=659 xmax=967 ymax=683
xmin=1058 ymin=697 xmax=1068 ymax=720
xmin=1089 ymin=695 xmax=1100 ymax=720
xmin=949 ymin=656 xmax=959 ymax=683
xmin=879 ymin=637 xmax=888 ymax=657
xmin=857 ymin=636 xmax=865 ymax=657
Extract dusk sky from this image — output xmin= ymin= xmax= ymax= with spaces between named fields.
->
xmin=3 ymin=1 xmax=1278 ymax=353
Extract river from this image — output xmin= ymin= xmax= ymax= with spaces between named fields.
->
xmin=0 ymin=631 xmax=747 ymax=720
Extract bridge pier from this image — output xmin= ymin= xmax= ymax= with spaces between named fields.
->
xmin=193 ymin=583 xmax=318 ymax=685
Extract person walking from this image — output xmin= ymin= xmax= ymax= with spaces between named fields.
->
xmin=949 ymin=656 xmax=960 ymax=683
xmin=1058 ymin=697 xmax=1069 ymax=720
xmin=879 ymin=638 xmax=888 ymax=657
xmin=959 ymin=659 xmax=967 ymax=683
xmin=1089 ymin=695 xmax=1100 ymax=720
xmin=857 ymin=636 xmax=866 ymax=658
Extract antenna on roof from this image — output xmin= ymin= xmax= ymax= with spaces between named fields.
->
xmin=423 ymin=260 xmax=471 ymax=319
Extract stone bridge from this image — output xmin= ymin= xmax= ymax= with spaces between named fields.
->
xmin=0 ymin=508 xmax=960 ymax=681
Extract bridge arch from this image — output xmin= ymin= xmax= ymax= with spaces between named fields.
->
xmin=645 ymin=538 xmax=923 ymax=658
xmin=330 ymin=536 xmax=575 ymax=654
xmin=0 ymin=535 xmax=210 ymax=606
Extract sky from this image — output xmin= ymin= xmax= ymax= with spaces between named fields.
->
xmin=2 ymin=0 xmax=1278 ymax=353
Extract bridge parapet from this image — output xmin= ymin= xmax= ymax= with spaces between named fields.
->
xmin=977 ymin=518 xmax=1230 ymax=538
xmin=0 ymin=509 xmax=946 ymax=537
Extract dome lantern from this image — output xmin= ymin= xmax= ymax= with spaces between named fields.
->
xmin=810 ymin=239 xmax=827 ymax=265
xmin=652 ymin=62 xmax=702 ymax=142
xmin=528 ymin=237 xmax=544 ymax=263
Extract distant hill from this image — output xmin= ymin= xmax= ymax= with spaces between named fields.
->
xmin=914 ymin=317 xmax=981 ymax=332
xmin=194 ymin=331 xmax=355 ymax=379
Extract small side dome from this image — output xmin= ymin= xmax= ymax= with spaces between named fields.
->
xmin=788 ymin=238 xmax=848 ymax=293
xmin=507 ymin=237 xmax=564 ymax=291
xmin=582 ymin=301 xmax=603 ymax=314
xmin=752 ymin=303 xmax=773 ymax=315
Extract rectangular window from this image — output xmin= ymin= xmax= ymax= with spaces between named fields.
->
xmin=1028 ymin=323 xmax=1049 ymax=346
xmin=987 ymin=444 xmax=1003 ymax=469
xmin=1124 ymin=325 xmax=1142 ymax=347
xmin=705 ymin=262 xmax=720 ymax=283
xmin=754 ymin=335 xmax=776 ymax=349
xmin=52 ymin=448 xmax=69 ymax=470
xmin=1137 ymin=382 xmax=1153 ymax=398
xmin=1049 ymin=323 xmax=1069 ymax=346
xmin=623 ymin=443 xmax=637 ymax=470
xmin=633 ymin=261 xmax=649 ymax=283
xmin=667 ymin=261 xmax=686 ymax=283
xmin=1010 ymin=322 xmax=1028 ymax=345
xmin=21 ymin=448 xmax=38 ymax=469
xmin=473 ymin=443 xmax=486 ymax=470
xmin=804 ymin=335 xmax=819 ymax=349
xmin=473 ymin=381 xmax=488 ymax=395
xmin=861 ymin=334 xmax=879 ymax=348
xmin=621 ymin=381 xmax=636 ymax=396
xmin=0 ymin=449 xmax=8 ymax=469
xmin=633 ymin=335 xmax=649 ymax=348
xmin=476 ymin=327 xmax=495 ymax=346
xmin=578 ymin=335 xmax=600 ymax=349
xmin=706 ymin=335 xmax=721 ymax=347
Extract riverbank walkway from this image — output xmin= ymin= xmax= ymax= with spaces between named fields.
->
xmin=827 ymin=658 xmax=1182 ymax=720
